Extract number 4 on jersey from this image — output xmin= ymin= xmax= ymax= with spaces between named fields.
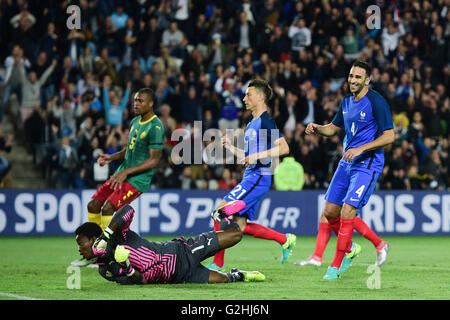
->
xmin=351 ymin=122 xmax=356 ymax=136
xmin=355 ymin=185 xmax=365 ymax=198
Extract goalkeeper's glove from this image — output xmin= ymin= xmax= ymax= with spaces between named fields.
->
xmin=114 ymin=245 xmax=135 ymax=277
xmin=92 ymin=227 xmax=113 ymax=257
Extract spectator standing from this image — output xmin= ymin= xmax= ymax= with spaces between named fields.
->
xmin=95 ymin=48 xmax=118 ymax=85
xmin=139 ymin=17 xmax=162 ymax=73
xmin=57 ymin=133 xmax=80 ymax=189
xmin=288 ymin=18 xmax=311 ymax=52
xmin=110 ymin=5 xmax=128 ymax=30
xmin=21 ymin=59 xmax=57 ymax=124
xmin=39 ymin=22 xmax=58 ymax=61
xmin=172 ymin=0 xmax=192 ymax=40
xmin=1 ymin=45 xmax=30 ymax=122
xmin=381 ymin=20 xmax=406 ymax=59
xmin=232 ymin=11 xmax=255 ymax=53
xmin=102 ymin=80 xmax=131 ymax=127
xmin=154 ymin=46 xmax=180 ymax=78
xmin=10 ymin=9 xmax=37 ymax=61
xmin=162 ymin=21 xmax=185 ymax=58
xmin=0 ymin=125 xmax=14 ymax=186
xmin=79 ymin=46 xmax=95 ymax=75
xmin=215 ymin=77 xmax=243 ymax=131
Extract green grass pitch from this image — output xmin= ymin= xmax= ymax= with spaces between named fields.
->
xmin=0 ymin=235 xmax=449 ymax=300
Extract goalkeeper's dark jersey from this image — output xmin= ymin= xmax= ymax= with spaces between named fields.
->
xmin=105 ymin=230 xmax=188 ymax=284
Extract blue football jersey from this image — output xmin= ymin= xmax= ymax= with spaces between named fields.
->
xmin=332 ymin=89 xmax=393 ymax=172
xmin=244 ymin=111 xmax=283 ymax=177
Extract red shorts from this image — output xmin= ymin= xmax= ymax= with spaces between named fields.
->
xmin=92 ymin=180 xmax=142 ymax=210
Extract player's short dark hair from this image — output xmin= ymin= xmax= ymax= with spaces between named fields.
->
xmin=75 ymin=222 xmax=102 ymax=239
xmin=352 ymin=60 xmax=372 ymax=78
xmin=248 ymin=79 xmax=273 ymax=105
xmin=137 ymin=87 xmax=155 ymax=103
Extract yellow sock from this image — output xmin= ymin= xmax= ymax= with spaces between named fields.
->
xmin=101 ymin=215 xmax=113 ymax=230
xmin=88 ymin=212 xmax=101 ymax=227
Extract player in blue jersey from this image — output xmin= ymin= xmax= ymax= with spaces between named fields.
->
xmin=305 ymin=61 xmax=394 ymax=279
xmin=207 ymin=79 xmax=296 ymax=271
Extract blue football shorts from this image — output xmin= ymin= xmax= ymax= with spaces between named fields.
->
xmin=223 ymin=172 xmax=272 ymax=221
xmin=325 ymin=160 xmax=380 ymax=210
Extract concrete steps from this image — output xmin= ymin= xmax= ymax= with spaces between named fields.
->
xmin=4 ymin=144 xmax=48 ymax=189
xmin=0 ymin=89 xmax=50 ymax=189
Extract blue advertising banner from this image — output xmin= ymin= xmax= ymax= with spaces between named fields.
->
xmin=0 ymin=190 xmax=449 ymax=236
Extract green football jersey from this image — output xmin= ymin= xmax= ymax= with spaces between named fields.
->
xmin=115 ymin=114 xmax=164 ymax=192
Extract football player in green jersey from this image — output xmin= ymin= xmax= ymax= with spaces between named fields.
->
xmin=72 ymin=88 xmax=165 ymax=267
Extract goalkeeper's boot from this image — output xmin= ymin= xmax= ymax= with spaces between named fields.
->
xmin=338 ymin=242 xmax=361 ymax=275
xmin=294 ymin=255 xmax=322 ymax=266
xmin=281 ymin=233 xmax=296 ymax=264
xmin=71 ymin=257 xmax=96 ymax=267
xmin=323 ymin=266 xmax=340 ymax=280
xmin=207 ymin=262 xmax=225 ymax=271
xmin=231 ymin=268 xmax=266 ymax=282
xmin=375 ymin=240 xmax=390 ymax=267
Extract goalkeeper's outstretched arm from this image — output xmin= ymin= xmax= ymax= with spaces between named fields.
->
xmin=98 ymin=255 xmax=145 ymax=284
xmin=92 ymin=205 xmax=135 ymax=257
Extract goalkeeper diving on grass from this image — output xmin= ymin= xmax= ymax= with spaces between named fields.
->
xmin=75 ymin=201 xmax=266 ymax=285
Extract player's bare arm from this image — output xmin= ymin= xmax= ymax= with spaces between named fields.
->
xmin=97 ymin=147 xmax=126 ymax=166
xmin=306 ymin=122 xmax=341 ymax=137
xmin=108 ymin=148 xmax=163 ymax=190
xmin=244 ymin=136 xmax=290 ymax=166
xmin=222 ymin=134 xmax=246 ymax=164
xmin=342 ymin=128 xmax=395 ymax=162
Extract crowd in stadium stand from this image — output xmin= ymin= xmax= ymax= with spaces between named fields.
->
xmin=0 ymin=0 xmax=448 ymax=191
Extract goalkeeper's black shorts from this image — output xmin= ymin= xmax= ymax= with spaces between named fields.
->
xmin=174 ymin=230 xmax=220 ymax=283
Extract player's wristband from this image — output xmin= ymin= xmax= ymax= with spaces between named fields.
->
xmin=121 ymin=258 xmax=135 ymax=277
xmin=126 ymin=267 xmax=135 ymax=277
xmin=104 ymin=227 xmax=113 ymax=238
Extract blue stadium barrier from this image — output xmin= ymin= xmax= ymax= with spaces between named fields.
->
xmin=0 ymin=190 xmax=449 ymax=236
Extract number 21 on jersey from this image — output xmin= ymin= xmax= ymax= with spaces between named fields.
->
xmin=230 ymin=185 xmax=247 ymax=200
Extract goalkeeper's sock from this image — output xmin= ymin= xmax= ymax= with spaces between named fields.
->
xmin=88 ymin=212 xmax=101 ymax=227
xmin=101 ymin=214 xmax=113 ymax=230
